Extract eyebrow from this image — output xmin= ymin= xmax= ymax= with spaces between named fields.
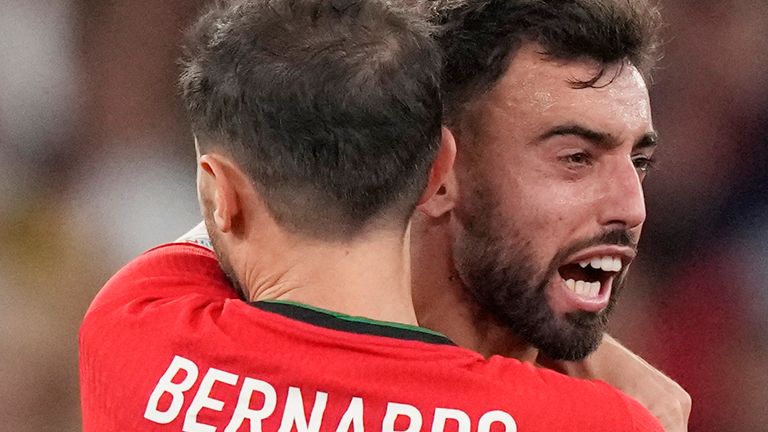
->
xmin=539 ymin=124 xmax=658 ymax=150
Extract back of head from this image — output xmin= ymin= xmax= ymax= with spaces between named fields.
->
xmin=432 ymin=0 xmax=662 ymax=123
xmin=181 ymin=0 xmax=443 ymax=239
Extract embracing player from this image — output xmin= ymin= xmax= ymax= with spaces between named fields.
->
xmin=175 ymin=0 xmax=690 ymax=429
xmin=80 ymin=0 xmax=685 ymax=430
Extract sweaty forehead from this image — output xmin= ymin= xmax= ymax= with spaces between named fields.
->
xmin=479 ymin=44 xmax=653 ymax=141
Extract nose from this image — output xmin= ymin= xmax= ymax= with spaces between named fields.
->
xmin=596 ymin=158 xmax=646 ymax=230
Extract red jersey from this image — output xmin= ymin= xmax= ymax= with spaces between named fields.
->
xmin=79 ymin=243 xmax=662 ymax=431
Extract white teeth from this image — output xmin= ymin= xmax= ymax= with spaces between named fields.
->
xmin=565 ymin=279 xmax=601 ymax=297
xmin=565 ymin=279 xmax=576 ymax=291
xmin=587 ymin=281 xmax=600 ymax=297
xmin=601 ymin=257 xmax=613 ymax=272
xmin=575 ymin=280 xmax=586 ymax=295
xmin=576 ymin=255 xmax=623 ymax=272
xmin=590 ymin=257 xmax=602 ymax=269
xmin=605 ymin=257 xmax=621 ymax=272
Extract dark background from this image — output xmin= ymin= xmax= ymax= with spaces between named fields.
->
xmin=0 ymin=1 xmax=765 ymax=430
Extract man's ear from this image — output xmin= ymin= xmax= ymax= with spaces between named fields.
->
xmin=417 ymin=127 xmax=459 ymax=218
xmin=198 ymin=153 xmax=242 ymax=233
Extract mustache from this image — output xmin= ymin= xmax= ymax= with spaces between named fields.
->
xmin=584 ymin=229 xmax=637 ymax=251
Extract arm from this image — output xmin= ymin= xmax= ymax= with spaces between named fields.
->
xmin=174 ymin=222 xmax=679 ymax=430
xmin=539 ymin=334 xmax=691 ymax=432
xmin=80 ymin=243 xmax=238 ymax=430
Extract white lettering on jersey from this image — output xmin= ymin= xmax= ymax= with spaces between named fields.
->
xmin=144 ymin=355 xmax=200 ymax=424
xmin=224 ymin=377 xmax=278 ymax=432
xmin=144 ymin=355 xmax=519 ymax=431
xmin=335 ymin=397 xmax=365 ymax=432
xmin=478 ymin=410 xmax=518 ymax=432
xmin=277 ymin=386 xmax=328 ymax=432
xmin=432 ymin=408 xmax=471 ymax=432
xmin=382 ymin=402 xmax=422 ymax=432
xmin=183 ymin=367 xmax=239 ymax=432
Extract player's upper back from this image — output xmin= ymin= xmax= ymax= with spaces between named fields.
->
xmin=79 ymin=243 xmax=662 ymax=431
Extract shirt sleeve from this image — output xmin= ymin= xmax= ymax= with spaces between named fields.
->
xmin=86 ymin=243 xmax=236 ymax=313
xmin=78 ymin=243 xmax=240 ymax=431
xmin=485 ymin=354 xmax=664 ymax=431
xmin=78 ymin=243 xmax=664 ymax=432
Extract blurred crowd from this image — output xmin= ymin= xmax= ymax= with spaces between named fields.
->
xmin=0 ymin=0 xmax=765 ymax=430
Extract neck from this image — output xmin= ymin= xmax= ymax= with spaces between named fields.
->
xmin=234 ymin=224 xmax=418 ymax=326
xmin=411 ymin=213 xmax=539 ymax=363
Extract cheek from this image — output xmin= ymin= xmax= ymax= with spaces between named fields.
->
xmin=492 ymin=154 xmax=586 ymax=223
xmin=497 ymin=180 xmax=595 ymax=260
xmin=528 ymin=171 xmax=602 ymax=220
xmin=489 ymin=197 xmax=560 ymax=265
xmin=505 ymin=181 xmax=575 ymax=228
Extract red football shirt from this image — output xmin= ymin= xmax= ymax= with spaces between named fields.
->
xmin=79 ymin=243 xmax=662 ymax=431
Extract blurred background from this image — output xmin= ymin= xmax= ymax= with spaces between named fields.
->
xmin=0 ymin=0 xmax=765 ymax=430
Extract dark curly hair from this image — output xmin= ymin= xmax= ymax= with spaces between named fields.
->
xmin=432 ymin=0 xmax=663 ymax=123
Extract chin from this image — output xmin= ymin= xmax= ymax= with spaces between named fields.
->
xmin=531 ymin=310 xmax=607 ymax=361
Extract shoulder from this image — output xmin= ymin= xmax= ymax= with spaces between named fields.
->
xmin=78 ymin=243 xmax=245 ymax=430
xmin=87 ymin=242 xmax=232 ymax=312
xmin=80 ymin=242 xmax=239 ymax=344
xmin=78 ymin=242 xmax=242 ymax=381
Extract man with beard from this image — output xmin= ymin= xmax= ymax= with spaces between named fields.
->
xmin=410 ymin=0 xmax=690 ymax=427
xmin=413 ymin=0 xmax=656 ymax=362
xmin=79 ymin=0 xmax=667 ymax=430
xmin=173 ymin=0 xmax=690 ymax=429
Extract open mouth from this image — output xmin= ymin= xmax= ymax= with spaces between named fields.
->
xmin=557 ymin=256 xmax=623 ymax=298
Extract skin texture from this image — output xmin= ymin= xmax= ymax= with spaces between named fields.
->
xmin=412 ymin=43 xmax=656 ymax=362
xmin=182 ymin=42 xmax=690 ymax=431
xmin=412 ymin=44 xmax=691 ymax=430
xmin=195 ymin=129 xmax=456 ymax=326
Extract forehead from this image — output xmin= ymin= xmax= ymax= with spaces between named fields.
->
xmin=474 ymin=44 xmax=653 ymax=141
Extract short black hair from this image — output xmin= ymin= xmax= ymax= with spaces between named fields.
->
xmin=180 ymin=0 xmax=442 ymax=239
xmin=433 ymin=0 xmax=663 ymax=123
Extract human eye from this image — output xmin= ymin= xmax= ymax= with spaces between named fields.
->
xmin=559 ymin=151 xmax=593 ymax=168
xmin=632 ymin=154 xmax=657 ymax=173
